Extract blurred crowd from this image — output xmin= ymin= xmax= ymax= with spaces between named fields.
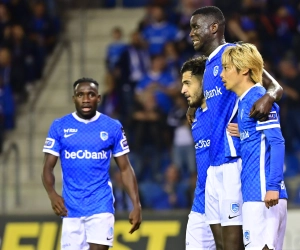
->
xmin=0 ymin=0 xmax=60 ymax=154
xmin=100 ymin=0 xmax=300 ymax=210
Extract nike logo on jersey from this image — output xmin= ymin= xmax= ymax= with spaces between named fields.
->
xmin=228 ymin=214 xmax=240 ymax=219
xmin=244 ymin=242 xmax=251 ymax=247
xmin=64 ymin=133 xmax=76 ymax=138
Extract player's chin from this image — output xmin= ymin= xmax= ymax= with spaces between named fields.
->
xmin=79 ymin=110 xmax=96 ymax=119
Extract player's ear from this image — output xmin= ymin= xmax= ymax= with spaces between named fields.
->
xmin=72 ymin=95 xmax=76 ymax=103
xmin=241 ymin=68 xmax=250 ymax=75
xmin=97 ymin=94 xmax=101 ymax=103
xmin=211 ymin=22 xmax=218 ymax=34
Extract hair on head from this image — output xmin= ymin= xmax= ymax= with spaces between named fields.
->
xmin=192 ymin=6 xmax=225 ymax=25
xmin=180 ymin=56 xmax=207 ymax=76
xmin=73 ymin=77 xmax=99 ymax=89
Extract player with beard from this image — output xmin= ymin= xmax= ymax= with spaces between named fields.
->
xmin=188 ymin=6 xmax=283 ymax=250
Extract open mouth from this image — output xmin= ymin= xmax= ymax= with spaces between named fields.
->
xmin=193 ymin=40 xmax=200 ymax=46
xmin=82 ymin=107 xmax=92 ymax=112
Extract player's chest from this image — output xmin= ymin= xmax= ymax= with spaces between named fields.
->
xmin=60 ymin=126 xmax=113 ymax=150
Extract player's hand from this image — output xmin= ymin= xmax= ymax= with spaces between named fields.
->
xmin=186 ymin=107 xmax=196 ymax=125
xmin=49 ymin=192 xmax=68 ymax=216
xmin=264 ymin=191 xmax=279 ymax=209
xmin=227 ymin=123 xmax=240 ymax=137
xmin=249 ymin=93 xmax=274 ymax=121
xmin=128 ymin=205 xmax=142 ymax=234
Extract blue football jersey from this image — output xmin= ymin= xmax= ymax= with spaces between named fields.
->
xmin=237 ymin=85 xmax=288 ymax=202
xmin=191 ymin=107 xmax=210 ymax=214
xmin=43 ymin=112 xmax=130 ymax=217
xmin=203 ymin=43 xmax=240 ymax=166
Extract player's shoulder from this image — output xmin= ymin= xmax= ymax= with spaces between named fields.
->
xmin=50 ymin=113 xmax=73 ymax=127
xmin=98 ymin=113 xmax=122 ymax=129
xmin=244 ymin=85 xmax=265 ymax=104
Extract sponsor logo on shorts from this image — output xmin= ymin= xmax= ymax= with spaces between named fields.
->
xmin=107 ymin=226 xmax=114 ymax=241
xmin=230 ymin=202 xmax=240 ymax=213
xmin=228 ymin=214 xmax=240 ymax=219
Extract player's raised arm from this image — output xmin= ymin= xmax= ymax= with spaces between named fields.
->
xmin=114 ymin=154 xmax=142 ymax=234
xmin=249 ymin=69 xmax=283 ymax=121
xmin=42 ymin=153 xmax=67 ymax=217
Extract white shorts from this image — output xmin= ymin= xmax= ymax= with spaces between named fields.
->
xmin=61 ymin=213 xmax=115 ymax=250
xmin=242 ymin=199 xmax=287 ymax=250
xmin=186 ymin=211 xmax=216 ymax=250
xmin=205 ymin=159 xmax=243 ymax=226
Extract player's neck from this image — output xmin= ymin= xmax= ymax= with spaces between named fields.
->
xmin=235 ymin=81 xmax=255 ymax=97
xmin=204 ymin=37 xmax=226 ymax=56
xmin=200 ymin=101 xmax=207 ymax=109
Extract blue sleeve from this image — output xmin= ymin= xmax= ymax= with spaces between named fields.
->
xmin=112 ymin=122 xmax=130 ymax=157
xmin=264 ymin=128 xmax=285 ymax=192
xmin=43 ymin=120 xmax=61 ymax=156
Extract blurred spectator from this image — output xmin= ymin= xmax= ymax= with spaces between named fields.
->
xmin=0 ymin=77 xmax=15 ymax=130
xmin=97 ymin=73 xmax=120 ymax=119
xmin=131 ymin=90 xmax=163 ymax=181
xmin=135 ymin=54 xmax=178 ymax=115
xmin=140 ymin=164 xmax=189 ymax=209
xmin=141 ymin=5 xmax=179 ymax=56
xmin=115 ymin=30 xmax=150 ymax=124
xmin=28 ymin=1 xmax=59 ymax=78
xmin=0 ymin=3 xmax=11 ymax=41
xmin=0 ymin=47 xmax=26 ymax=103
xmin=163 ymin=41 xmax=182 ymax=79
xmin=0 ymin=82 xmax=4 ymax=154
xmin=6 ymin=0 xmax=31 ymax=24
xmin=167 ymin=95 xmax=196 ymax=176
xmin=278 ymin=59 xmax=300 ymax=154
xmin=105 ymin=26 xmax=127 ymax=72
xmin=3 ymin=24 xmax=37 ymax=86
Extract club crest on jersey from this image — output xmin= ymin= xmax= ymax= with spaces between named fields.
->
xmin=230 ymin=202 xmax=240 ymax=213
xmin=100 ymin=131 xmax=109 ymax=141
xmin=44 ymin=138 xmax=55 ymax=149
xmin=244 ymin=230 xmax=250 ymax=241
xmin=213 ymin=66 xmax=219 ymax=76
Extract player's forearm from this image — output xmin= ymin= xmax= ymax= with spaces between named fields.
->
xmin=42 ymin=169 xmax=57 ymax=197
xmin=264 ymin=129 xmax=285 ymax=191
xmin=120 ymin=167 xmax=141 ymax=207
xmin=262 ymin=69 xmax=283 ymax=102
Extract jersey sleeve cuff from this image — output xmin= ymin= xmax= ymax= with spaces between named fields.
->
xmin=256 ymin=124 xmax=280 ymax=131
xmin=113 ymin=149 xmax=130 ymax=157
xmin=43 ymin=149 xmax=60 ymax=157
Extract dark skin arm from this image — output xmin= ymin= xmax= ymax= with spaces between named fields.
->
xmin=186 ymin=70 xmax=283 ymax=124
xmin=41 ymin=153 xmax=68 ymax=216
xmin=114 ymin=154 xmax=142 ymax=234
xmin=249 ymin=69 xmax=283 ymax=121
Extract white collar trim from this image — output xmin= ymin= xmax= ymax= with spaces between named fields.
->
xmin=72 ymin=111 xmax=101 ymax=123
xmin=239 ymin=83 xmax=262 ymax=100
xmin=208 ymin=43 xmax=228 ymax=61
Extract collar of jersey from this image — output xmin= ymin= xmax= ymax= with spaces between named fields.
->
xmin=208 ymin=43 xmax=229 ymax=61
xmin=72 ymin=111 xmax=101 ymax=124
xmin=239 ymin=83 xmax=262 ymax=101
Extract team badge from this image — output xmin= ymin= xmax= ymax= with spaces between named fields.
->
xmin=213 ymin=66 xmax=219 ymax=76
xmin=230 ymin=202 xmax=240 ymax=213
xmin=100 ymin=131 xmax=109 ymax=141
xmin=244 ymin=230 xmax=250 ymax=241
